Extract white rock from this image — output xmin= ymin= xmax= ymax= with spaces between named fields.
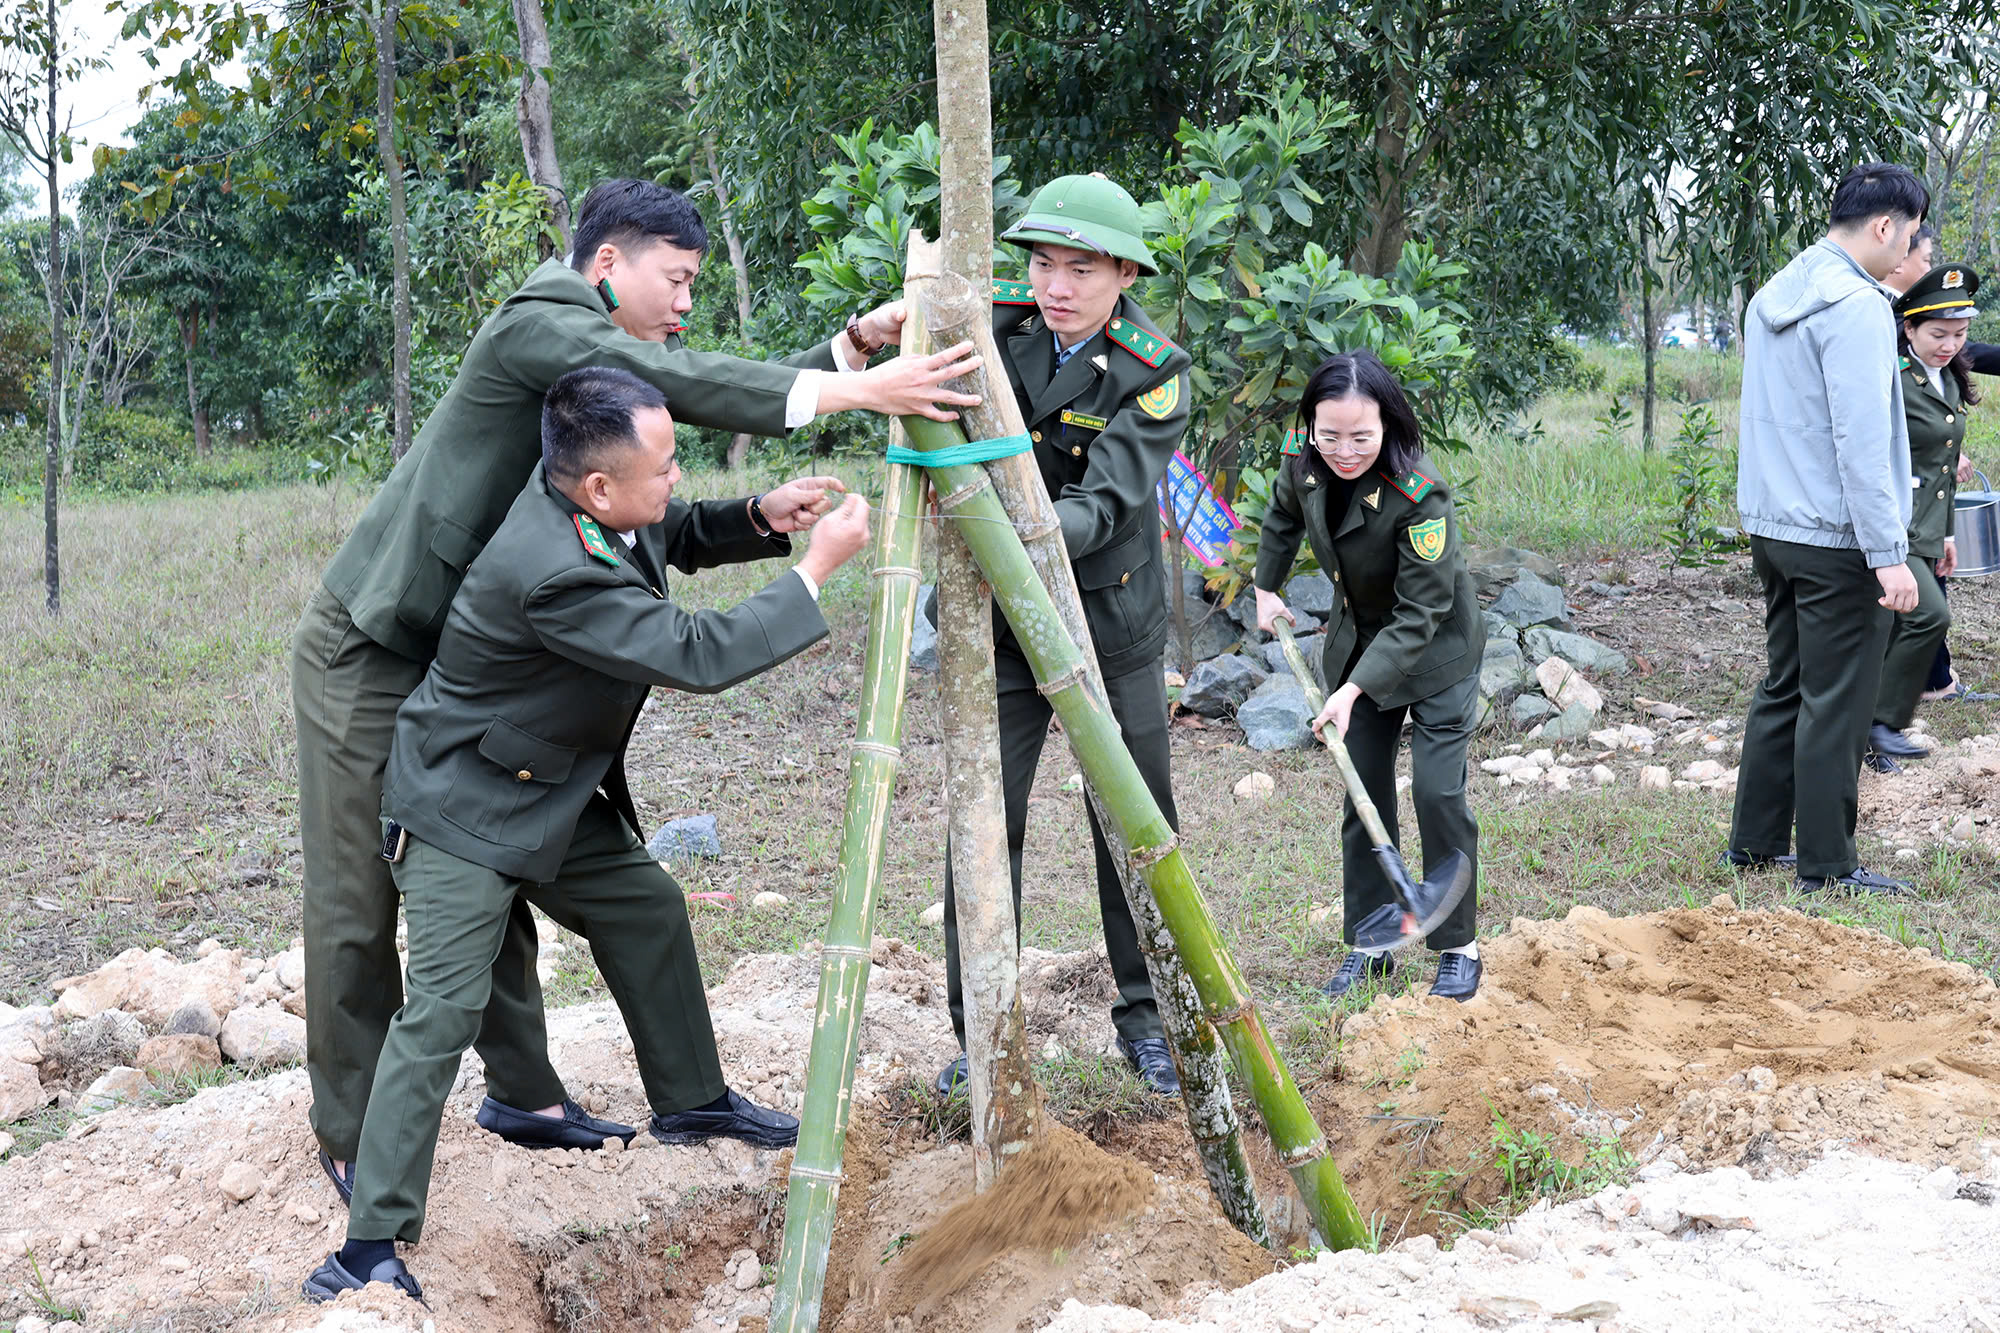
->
xmin=0 ymin=1130 xmax=13 ymax=1154
xmin=217 ymin=1161 xmax=264 ymax=1202
xmin=1513 ymin=765 xmax=1544 ymax=785
xmin=1535 ymin=657 xmax=1603 ymax=714
xmin=750 ymin=891 xmax=790 ymax=912
xmin=160 ymin=1254 xmax=192 ymax=1272
xmin=1680 ymin=759 xmax=1727 ymax=782
xmin=273 ymin=947 xmax=307 ymax=992
xmin=1703 ymin=738 xmax=1728 ymax=754
xmin=194 ymin=938 xmax=222 ymax=958
xmin=218 ymin=1004 xmax=307 ymax=1066
xmin=1896 ymin=848 xmax=1921 ymax=861
xmin=1059 ymin=772 xmax=1085 ymax=792
xmin=733 ymin=1258 xmax=762 ymax=1290
xmin=1526 ymin=748 xmax=1556 ymax=767
xmin=1590 ymin=765 xmax=1616 ymax=786
xmin=1952 ymin=816 xmax=1977 ymax=842
xmin=1921 ymin=1166 xmax=1960 ymax=1199
xmin=0 ymin=1056 xmax=50 ymax=1124
xmin=1587 ymin=729 xmax=1626 ymax=750
xmin=1639 ymin=766 xmax=1670 ymax=790
xmin=81 ymin=1065 xmax=153 ymax=1114
xmin=1481 ymin=755 xmax=1528 ymax=775
xmin=919 ymin=902 xmax=946 ymax=928
xmin=1233 ymin=771 xmax=1275 ymax=800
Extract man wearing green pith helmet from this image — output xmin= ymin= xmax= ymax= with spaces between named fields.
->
xmin=933 ymin=173 xmax=1193 ymax=1099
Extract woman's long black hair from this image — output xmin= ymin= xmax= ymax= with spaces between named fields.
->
xmin=1290 ymin=350 xmax=1424 ymax=487
xmin=1899 ymin=314 xmax=1982 ymax=407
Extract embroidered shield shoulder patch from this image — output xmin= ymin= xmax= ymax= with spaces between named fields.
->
xmin=1136 ymin=376 xmax=1181 ymax=420
xmin=1408 ymin=516 xmax=1447 ymax=562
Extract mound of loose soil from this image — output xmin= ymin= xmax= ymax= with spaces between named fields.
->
xmin=1858 ymin=730 xmax=2000 ymax=856
xmin=1310 ymin=897 xmax=2000 ymax=1240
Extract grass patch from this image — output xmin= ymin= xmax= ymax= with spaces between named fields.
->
xmin=1415 ymin=1104 xmax=1639 ymax=1236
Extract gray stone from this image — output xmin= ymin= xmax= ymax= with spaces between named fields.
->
xmin=1161 ymin=565 xmax=1213 ymax=615
xmin=80 ymin=1065 xmax=152 ymax=1114
xmin=1584 ymin=580 xmax=1632 ymax=598
xmin=1284 ymin=571 xmax=1336 ymax=617
xmin=164 ymin=1001 xmax=221 ymax=1040
xmin=1481 ymin=610 xmax=1516 ymax=642
xmin=1511 ymin=694 xmax=1556 ymax=728
xmin=219 ymin=1005 xmax=307 ymax=1067
xmin=1523 ymin=626 xmax=1629 ymax=675
xmin=909 ymin=585 xmax=939 ymax=672
xmin=1225 ymin=588 xmax=1320 ymax=644
xmin=1489 ymin=572 xmax=1572 ymax=630
xmin=1179 ymin=654 xmax=1269 ymax=717
xmin=1238 ymin=676 xmax=1317 ymax=751
xmin=1540 ymin=702 xmax=1599 ymax=741
xmin=1464 ymin=545 xmax=1563 ymax=598
xmin=647 ymin=814 xmax=722 ymax=862
xmin=1478 ymin=638 xmax=1528 ymax=704
xmin=1260 ymin=633 xmax=1325 ymax=685
xmin=1166 ymin=609 xmax=1242 ymax=672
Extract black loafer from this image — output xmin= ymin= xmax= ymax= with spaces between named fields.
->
xmin=476 ymin=1096 xmax=637 ymax=1150
xmin=1430 ymin=952 xmax=1482 ymax=1002
xmin=1798 ymin=865 xmax=1911 ymax=896
xmin=1321 ymin=950 xmax=1394 ymax=999
xmin=1862 ymin=750 xmax=1904 ymax=775
xmin=1719 ymin=849 xmax=1798 ymax=870
xmin=1116 ymin=1036 xmax=1182 ymax=1096
xmin=934 ymin=1053 xmax=968 ymax=1098
xmin=650 ymin=1089 xmax=798 ymax=1150
xmin=317 ymin=1150 xmax=354 ymax=1206
xmin=303 ymin=1252 xmax=424 ymax=1305
xmin=1867 ymin=724 xmax=1929 ymax=759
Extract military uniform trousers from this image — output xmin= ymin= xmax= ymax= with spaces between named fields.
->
xmin=1874 ymin=555 xmax=1951 ymax=730
xmin=349 ymin=796 xmax=725 ymax=1242
xmin=943 ymin=648 xmax=1176 ymax=1045
xmin=1338 ymin=665 xmax=1480 ymax=952
xmin=291 ymin=585 xmax=564 ymax=1161
xmin=1731 ymin=537 xmax=1894 ymax=879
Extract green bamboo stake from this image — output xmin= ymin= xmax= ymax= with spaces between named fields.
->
xmin=768 ymin=431 xmax=929 ymax=1333
xmin=904 ymin=414 xmax=1371 ymax=1252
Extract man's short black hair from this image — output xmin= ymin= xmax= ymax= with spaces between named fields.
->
xmin=542 ymin=366 xmax=669 ymax=487
xmin=1830 ymin=163 xmax=1930 ymax=228
xmin=1910 ymin=222 xmax=1939 ymax=253
xmin=569 ymin=179 xmax=710 ymax=271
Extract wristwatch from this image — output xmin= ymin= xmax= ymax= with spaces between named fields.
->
xmin=845 ymin=311 xmax=886 ymax=359
xmin=747 ymin=493 xmax=773 ymax=537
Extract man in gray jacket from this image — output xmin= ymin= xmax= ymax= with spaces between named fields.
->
xmin=1725 ymin=162 xmax=1927 ymax=895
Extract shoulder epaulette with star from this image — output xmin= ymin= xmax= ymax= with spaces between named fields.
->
xmin=992 ymin=278 xmax=1036 ymax=306
xmin=573 ymin=513 xmax=621 ymax=566
xmin=1383 ymin=469 xmax=1436 ymax=502
xmin=1106 ymin=316 xmax=1178 ymax=369
xmin=1899 ymin=355 xmax=1911 ymax=371
xmin=1281 ymin=426 xmax=1306 ymax=457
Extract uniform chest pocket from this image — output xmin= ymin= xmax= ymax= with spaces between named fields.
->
xmin=1074 ymin=525 xmax=1163 ymax=656
xmin=396 ymin=518 xmax=486 ymax=634
xmin=439 ymin=718 xmax=577 ymax=852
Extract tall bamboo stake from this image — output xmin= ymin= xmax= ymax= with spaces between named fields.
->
xmin=905 ymin=413 xmax=1371 ymax=1252
xmin=768 ymin=340 xmax=932 ymax=1333
xmin=919 ymin=279 xmax=1271 ymax=1245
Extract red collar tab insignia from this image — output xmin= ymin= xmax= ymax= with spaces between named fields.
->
xmin=992 ymin=278 xmax=1037 ymax=305
xmin=1384 ymin=469 xmax=1435 ymax=502
xmin=573 ymin=513 xmax=622 ymax=567
xmin=1281 ymin=426 xmax=1306 ymax=457
xmin=1106 ymin=315 xmax=1177 ymax=369
xmin=663 ymin=323 xmax=686 ymax=337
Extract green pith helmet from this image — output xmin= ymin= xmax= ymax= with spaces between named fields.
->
xmin=1001 ymin=173 xmax=1157 ymax=275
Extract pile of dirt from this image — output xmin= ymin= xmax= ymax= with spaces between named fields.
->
xmin=1309 ymin=897 xmax=2000 ymax=1241
xmin=1857 ymin=729 xmax=2000 ymax=857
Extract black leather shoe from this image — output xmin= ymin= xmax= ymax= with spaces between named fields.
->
xmin=1935 ymin=681 xmax=2000 ymax=703
xmin=1116 ymin=1036 xmax=1181 ymax=1096
xmin=1798 ymin=866 xmax=1911 ymax=896
xmin=1320 ymin=950 xmax=1395 ymax=999
xmin=317 ymin=1150 xmax=353 ymax=1206
xmin=1862 ymin=750 xmax=1904 ymax=775
xmin=1867 ymin=724 xmax=1929 ymax=758
xmin=1719 ymin=849 xmax=1798 ymax=870
xmin=1430 ymin=952 xmax=1482 ymax=1001
xmin=934 ymin=1053 xmax=968 ymax=1097
xmin=650 ymin=1089 xmax=798 ymax=1150
xmin=477 ymin=1096 xmax=636 ymax=1150
xmin=303 ymin=1252 xmax=424 ymax=1305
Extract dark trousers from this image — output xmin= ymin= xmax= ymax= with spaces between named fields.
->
xmin=942 ymin=650 xmax=1175 ymax=1045
xmin=1731 ymin=537 xmax=1893 ymax=879
xmin=291 ymin=586 xmax=564 ymax=1161
xmin=1338 ymin=668 xmax=1480 ymax=952
xmin=1875 ymin=556 xmax=1951 ymax=729
xmin=349 ymin=798 xmax=724 ymax=1242
xmin=1924 ymin=577 xmax=1954 ymax=693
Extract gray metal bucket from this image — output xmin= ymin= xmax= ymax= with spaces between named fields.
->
xmin=1956 ymin=470 xmax=2000 ymax=577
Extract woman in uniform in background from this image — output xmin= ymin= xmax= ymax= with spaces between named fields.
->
xmin=1251 ymin=351 xmax=1484 ymax=1001
xmin=1865 ymin=264 xmax=1982 ymax=773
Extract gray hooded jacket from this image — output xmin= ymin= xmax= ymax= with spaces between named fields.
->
xmin=1736 ymin=238 xmax=1910 ymax=568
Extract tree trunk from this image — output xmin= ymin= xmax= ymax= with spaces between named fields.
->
xmin=181 ymin=309 xmax=211 ymax=458
xmin=703 ymin=133 xmax=757 ymax=471
xmin=1350 ymin=79 xmax=1414 ymax=277
xmin=1640 ymin=215 xmax=1658 ymax=453
xmin=374 ymin=0 xmax=415 ymax=459
xmin=41 ymin=0 xmax=59 ymax=615
xmin=510 ymin=0 xmax=569 ymax=255
xmin=932 ymin=0 xmax=1040 ymax=1189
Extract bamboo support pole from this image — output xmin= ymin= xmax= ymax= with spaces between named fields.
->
xmin=767 ymin=324 xmax=933 ymax=1333
xmin=919 ymin=278 xmax=1271 ymax=1245
xmin=904 ymin=412 xmax=1371 ymax=1252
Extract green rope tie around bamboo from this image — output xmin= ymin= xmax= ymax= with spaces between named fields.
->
xmin=884 ymin=431 xmax=1032 ymax=468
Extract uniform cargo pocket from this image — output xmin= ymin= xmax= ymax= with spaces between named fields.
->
xmin=1074 ymin=526 xmax=1164 ymax=657
xmin=438 ymin=718 xmax=576 ymax=852
xmin=395 ymin=518 xmax=487 ymax=634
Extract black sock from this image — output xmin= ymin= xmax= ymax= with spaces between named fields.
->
xmin=694 ymin=1090 xmax=734 ymax=1113
xmin=339 ymin=1238 xmax=395 ymax=1274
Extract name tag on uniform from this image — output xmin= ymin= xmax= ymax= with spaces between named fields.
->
xmin=1061 ymin=409 xmax=1107 ymax=430
xmin=1912 ymin=477 xmax=1923 ymax=488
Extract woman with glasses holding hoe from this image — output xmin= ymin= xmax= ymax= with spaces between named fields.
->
xmin=1252 ymin=351 xmax=1485 ymax=1002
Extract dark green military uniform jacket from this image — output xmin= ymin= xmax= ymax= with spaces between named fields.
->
xmin=324 ymin=258 xmax=836 ymax=663
xmin=1899 ymin=357 xmax=1965 ymax=559
xmin=383 ymin=464 xmax=827 ymax=882
xmin=1253 ymin=452 xmax=1480 ymax=707
xmin=990 ymin=284 xmax=1193 ymax=677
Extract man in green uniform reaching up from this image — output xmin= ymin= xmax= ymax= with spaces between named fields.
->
xmin=295 ymin=178 xmax=980 ymax=1198
xmin=933 ymin=174 xmax=1191 ymax=1098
